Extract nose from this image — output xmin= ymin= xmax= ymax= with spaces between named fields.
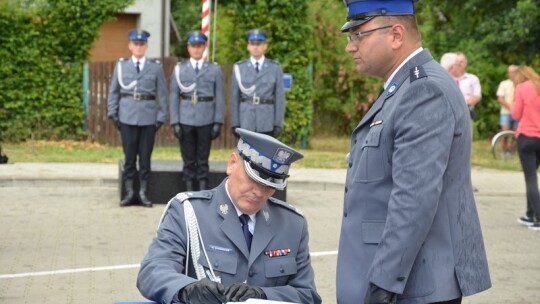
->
xmin=345 ymin=40 xmax=357 ymax=53
xmin=252 ymin=181 xmax=274 ymax=197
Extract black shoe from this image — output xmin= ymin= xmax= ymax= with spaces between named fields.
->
xmin=528 ymin=221 xmax=540 ymax=231
xmin=518 ymin=216 xmax=535 ymax=226
xmin=139 ymin=180 xmax=153 ymax=208
xmin=120 ymin=180 xmax=135 ymax=207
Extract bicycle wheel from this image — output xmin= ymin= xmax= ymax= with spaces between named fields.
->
xmin=491 ymin=130 xmax=516 ymax=160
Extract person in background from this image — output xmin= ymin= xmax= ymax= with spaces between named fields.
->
xmin=137 ymin=128 xmax=321 ymax=304
xmin=169 ymin=30 xmax=225 ymax=191
xmin=107 ymin=29 xmax=167 ymax=208
xmin=229 ymin=29 xmax=285 ymax=138
xmin=454 ymin=52 xmax=482 ymax=128
xmin=336 ymin=0 xmax=491 ymax=303
xmin=511 ymin=65 xmax=540 ymax=231
xmin=496 ymin=64 xmax=519 ymax=160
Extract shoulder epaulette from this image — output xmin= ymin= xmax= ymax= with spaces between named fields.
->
xmin=119 ymin=57 xmax=129 ymax=62
xmin=149 ymin=58 xmax=162 ymax=64
xmin=410 ymin=65 xmax=427 ymax=83
xmin=266 ymin=58 xmax=280 ymax=65
xmin=268 ymin=197 xmax=304 ymax=217
xmin=174 ymin=190 xmax=213 ymax=203
xmin=236 ymin=59 xmax=248 ymax=65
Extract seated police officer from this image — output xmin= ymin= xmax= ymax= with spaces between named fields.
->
xmin=137 ymin=128 xmax=322 ymax=304
xmin=169 ymin=30 xmax=225 ymax=192
xmin=230 ymin=29 xmax=286 ymax=138
xmin=107 ymin=29 xmax=167 ymax=208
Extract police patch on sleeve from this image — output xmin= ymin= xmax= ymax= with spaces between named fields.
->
xmin=410 ymin=66 xmax=427 ymax=82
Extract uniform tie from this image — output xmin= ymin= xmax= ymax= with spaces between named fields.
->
xmin=239 ymin=214 xmax=252 ymax=250
xmin=136 ymin=61 xmax=140 ymax=73
xmin=195 ymin=63 xmax=199 ymax=74
xmin=255 ymin=62 xmax=259 ymax=73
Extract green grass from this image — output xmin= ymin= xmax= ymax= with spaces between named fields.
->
xmin=1 ymin=137 xmax=522 ymax=171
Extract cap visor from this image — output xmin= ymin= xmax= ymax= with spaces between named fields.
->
xmin=243 ymin=160 xmax=287 ymax=190
xmin=340 ymin=17 xmax=373 ymax=32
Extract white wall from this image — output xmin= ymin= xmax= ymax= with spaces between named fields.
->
xmin=124 ymin=0 xmax=170 ymax=58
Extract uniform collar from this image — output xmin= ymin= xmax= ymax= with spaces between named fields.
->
xmin=131 ymin=56 xmax=146 ymax=68
xmin=384 ymin=47 xmax=423 ymax=89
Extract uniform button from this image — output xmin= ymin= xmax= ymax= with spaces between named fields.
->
xmin=249 ymin=270 xmax=254 ymax=277
xmin=280 ymin=267 xmax=285 ymax=273
xmin=397 ymin=276 xmax=405 ymax=281
xmin=348 ymin=163 xmax=352 ymax=168
xmin=213 ymin=262 xmax=219 ymax=268
xmin=354 ymin=139 xmax=357 ymax=144
xmin=345 ymin=187 xmax=348 ymax=193
xmin=344 ymin=212 xmax=348 ymax=217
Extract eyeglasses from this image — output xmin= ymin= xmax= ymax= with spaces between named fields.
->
xmin=347 ymin=25 xmax=393 ymax=44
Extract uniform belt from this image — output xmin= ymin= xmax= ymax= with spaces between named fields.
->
xmin=121 ymin=93 xmax=156 ymax=100
xmin=241 ymin=97 xmax=274 ymax=105
xmin=180 ymin=95 xmax=214 ymax=102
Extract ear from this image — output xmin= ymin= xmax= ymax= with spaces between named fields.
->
xmin=226 ymin=152 xmax=238 ymax=175
xmin=390 ymin=24 xmax=405 ymax=49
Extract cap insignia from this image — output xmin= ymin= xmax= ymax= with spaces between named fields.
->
xmin=274 ymin=148 xmax=292 ymax=163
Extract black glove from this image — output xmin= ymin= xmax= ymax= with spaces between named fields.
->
xmin=109 ymin=116 xmax=120 ymax=131
xmin=231 ymin=126 xmax=240 ymax=139
xmin=273 ymin=126 xmax=282 ymax=138
xmin=211 ymin=123 xmax=221 ymax=140
xmin=179 ymin=279 xmax=226 ymax=304
xmin=224 ymin=282 xmax=266 ymax=302
xmin=155 ymin=121 xmax=163 ymax=132
xmin=364 ymin=283 xmax=397 ymax=304
xmin=173 ymin=124 xmax=182 ymax=140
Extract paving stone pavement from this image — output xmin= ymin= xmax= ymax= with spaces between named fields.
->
xmin=0 ymin=163 xmax=539 ymax=303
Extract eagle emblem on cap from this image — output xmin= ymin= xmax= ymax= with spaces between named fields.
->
xmin=274 ymin=148 xmax=292 ymax=163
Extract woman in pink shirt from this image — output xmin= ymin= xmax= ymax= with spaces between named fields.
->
xmin=511 ymin=65 xmax=540 ymax=231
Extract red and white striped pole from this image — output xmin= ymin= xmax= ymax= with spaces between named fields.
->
xmin=201 ymin=0 xmax=210 ymax=61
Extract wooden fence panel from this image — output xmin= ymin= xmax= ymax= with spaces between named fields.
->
xmin=88 ymin=58 xmax=237 ymax=149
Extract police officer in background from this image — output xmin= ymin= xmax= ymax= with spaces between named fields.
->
xmin=230 ymin=29 xmax=286 ymax=138
xmin=137 ymin=128 xmax=321 ymax=304
xmin=107 ymin=29 xmax=167 ymax=208
xmin=169 ymin=31 xmax=225 ymax=191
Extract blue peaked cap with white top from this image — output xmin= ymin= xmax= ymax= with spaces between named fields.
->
xmin=236 ymin=128 xmax=303 ymax=190
xmin=247 ymin=29 xmax=267 ymax=42
xmin=187 ymin=30 xmax=208 ymax=44
xmin=128 ymin=29 xmax=150 ymax=42
xmin=341 ymin=0 xmax=418 ymax=32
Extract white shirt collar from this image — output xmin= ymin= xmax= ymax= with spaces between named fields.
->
xmin=384 ymin=47 xmax=423 ymax=89
xmin=224 ymin=179 xmax=257 ymax=230
xmin=190 ymin=58 xmax=204 ymax=70
xmin=131 ymin=56 xmax=146 ymax=70
xmin=250 ymin=56 xmax=265 ymax=68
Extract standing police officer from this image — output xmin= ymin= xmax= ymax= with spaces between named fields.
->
xmin=107 ymin=29 xmax=167 ymax=208
xmin=230 ymin=29 xmax=286 ymax=138
xmin=169 ymin=31 xmax=225 ymax=191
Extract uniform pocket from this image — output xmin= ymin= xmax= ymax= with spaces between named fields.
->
xmin=354 ymin=125 xmax=385 ymax=183
xmin=362 ymin=220 xmax=385 ymax=244
xmin=264 ymin=256 xmax=297 ymax=278
xmin=198 ymin=252 xmax=238 ymax=275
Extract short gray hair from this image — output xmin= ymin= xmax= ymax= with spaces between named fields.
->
xmin=440 ymin=52 xmax=457 ymax=71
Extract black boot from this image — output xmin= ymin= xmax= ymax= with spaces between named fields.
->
xmin=185 ymin=181 xmax=194 ymax=192
xmin=120 ymin=179 xmax=135 ymax=207
xmin=139 ymin=180 xmax=153 ymax=208
xmin=199 ymin=180 xmax=208 ymax=191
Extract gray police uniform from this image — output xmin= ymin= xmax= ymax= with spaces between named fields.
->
xmin=230 ymin=58 xmax=286 ymax=134
xmin=137 ymin=181 xmax=321 ymax=304
xmin=336 ymin=49 xmax=491 ymax=303
xmin=169 ymin=60 xmax=225 ymax=182
xmin=107 ymin=57 xmax=167 ymax=182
